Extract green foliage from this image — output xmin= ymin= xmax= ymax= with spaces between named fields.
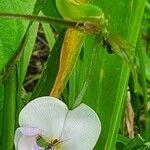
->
xmin=31 ymin=30 xmax=65 ymax=99
xmin=0 ymin=0 xmax=149 ymax=150
xmin=67 ymin=0 xmax=146 ymax=149
xmin=0 ymin=0 xmax=37 ymax=72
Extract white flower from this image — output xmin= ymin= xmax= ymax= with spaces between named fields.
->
xmin=14 ymin=96 xmax=101 ymax=150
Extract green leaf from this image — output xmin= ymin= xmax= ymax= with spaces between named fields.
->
xmin=0 ymin=82 xmax=4 ymax=146
xmin=42 ymin=22 xmax=55 ymax=49
xmin=31 ymin=30 xmax=65 ymax=99
xmin=122 ymin=135 xmax=145 ymax=150
xmin=42 ymin=0 xmax=61 ymax=32
xmin=15 ymin=22 xmax=39 ymax=126
xmin=0 ymin=0 xmax=37 ymax=72
xmin=145 ymin=54 xmax=150 ymax=80
xmin=1 ymin=71 xmax=17 ymax=150
xmin=116 ymin=135 xmax=130 ymax=149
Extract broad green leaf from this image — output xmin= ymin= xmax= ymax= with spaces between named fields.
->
xmin=0 ymin=0 xmax=37 ymax=72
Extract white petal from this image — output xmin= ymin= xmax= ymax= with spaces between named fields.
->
xmin=14 ymin=127 xmax=43 ymax=150
xmin=60 ymin=104 xmax=101 ymax=150
xmin=14 ymin=128 xmax=23 ymax=148
xmin=18 ymin=135 xmax=43 ymax=150
xmin=14 ymin=127 xmax=39 ymax=148
xmin=19 ymin=96 xmax=68 ymax=142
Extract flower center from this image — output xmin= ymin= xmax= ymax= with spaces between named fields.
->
xmin=45 ymin=139 xmax=59 ymax=150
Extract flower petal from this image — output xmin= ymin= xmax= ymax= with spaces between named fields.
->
xmin=14 ymin=127 xmax=43 ymax=150
xmin=19 ymin=96 xmax=68 ymax=142
xmin=14 ymin=127 xmax=39 ymax=148
xmin=18 ymin=135 xmax=43 ymax=150
xmin=60 ymin=104 xmax=101 ymax=150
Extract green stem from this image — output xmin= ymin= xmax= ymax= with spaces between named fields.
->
xmin=1 ymin=72 xmax=17 ymax=150
xmin=0 ymin=13 xmax=80 ymax=29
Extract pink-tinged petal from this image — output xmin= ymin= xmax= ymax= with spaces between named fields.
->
xmin=18 ymin=127 xmax=40 ymax=136
xmin=17 ymin=135 xmax=43 ymax=150
xmin=60 ymin=104 xmax=101 ymax=150
xmin=19 ymin=96 xmax=68 ymax=142
xmin=14 ymin=127 xmax=40 ymax=149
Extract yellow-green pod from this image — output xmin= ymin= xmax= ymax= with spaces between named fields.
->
xmin=55 ymin=0 xmax=106 ymax=23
